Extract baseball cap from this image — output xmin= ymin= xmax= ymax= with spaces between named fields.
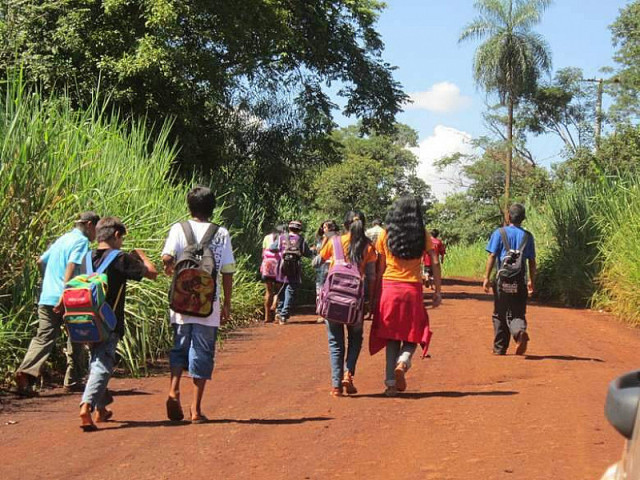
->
xmin=78 ymin=211 xmax=100 ymax=224
xmin=288 ymin=220 xmax=303 ymax=230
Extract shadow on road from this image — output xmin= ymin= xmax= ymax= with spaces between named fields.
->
xmin=101 ymin=416 xmax=334 ymax=431
xmin=351 ymin=390 xmax=519 ymax=399
xmin=442 ymin=278 xmax=483 ymax=287
xmin=439 ymin=292 xmax=493 ymax=302
xmin=111 ymin=389 xmax=152 ymax=397
xmin=524 ymin=354 xmax=604 ymax=362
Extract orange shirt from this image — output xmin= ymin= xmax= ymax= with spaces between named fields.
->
xmin=320 ymin=234 xmax=377 ymax=275
xmin=376 ymin=229 xmax=433 ymax=283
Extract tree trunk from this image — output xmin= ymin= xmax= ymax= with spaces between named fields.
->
xmin=505 ymin=95 xmax=513 ymax=224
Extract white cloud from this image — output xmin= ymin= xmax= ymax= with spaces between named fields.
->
xmin=410 ymin=125 xmax=475 ymax=200
xmin=406 ymin=82 xmax=472 ymax=113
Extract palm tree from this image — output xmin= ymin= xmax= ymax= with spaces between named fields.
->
xmin=460 ymin=0 xmax=552 ymax=217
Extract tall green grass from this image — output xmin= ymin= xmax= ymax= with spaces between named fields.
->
xmin=530 ymin=185 xmax=602 ymax=307
xmin=590 ymin=177 xmax=640 ymax=325
xmin=441 ymin=242 xmax=487 ymax=279
xmin=0 ymin=76 xmax=262 ymax=379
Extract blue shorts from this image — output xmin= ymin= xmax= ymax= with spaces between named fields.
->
xmin=169 ymin=324 xmax=218 ymax=380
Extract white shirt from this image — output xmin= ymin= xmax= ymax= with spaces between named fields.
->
xmin=162 ymin=220 xmax=235 ymax=327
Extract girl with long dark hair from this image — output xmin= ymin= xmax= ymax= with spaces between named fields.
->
xmin=369 ymin=197 xmax=442 ymax=396
xmin=319 ymin=210 xmax=377 ymax=396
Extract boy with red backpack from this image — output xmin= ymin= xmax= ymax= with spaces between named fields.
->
xmin=162 ymin=186 xmax=235 ymax=423
xmin=78 ymin=217 xmax=157 ymax=431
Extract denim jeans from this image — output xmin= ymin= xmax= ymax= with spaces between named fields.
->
xmin=385 ymin=340 xmax=417 ymax=386
xmin=81 ymin=332 xmax=119 ymax=409
xmin=276 ymin=283 xmax=299 ymax=319
xmin=325 ymin=320 xmax=363 ymax=388
xmin=169 ymin=323 xmax=218 ymax=380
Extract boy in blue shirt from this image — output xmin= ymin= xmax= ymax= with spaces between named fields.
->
xmin=15 ymin=212 xmax=100 ymax=395
xmin=483 ymin=204 xmax=537 ymax=355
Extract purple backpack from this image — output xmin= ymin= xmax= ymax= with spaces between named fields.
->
xmin=316 ymin=236 xmax=365 ymax=325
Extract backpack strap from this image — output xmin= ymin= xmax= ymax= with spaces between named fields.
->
xmin=180 ymin=221 xmax=197 ymax=246
xmin=498 ymin=227 xmax=511 ymax=251
xmin=96 ymin=249 xmax=122 ymax=275
xmin=332 ymin=236 xmax=346 ymax=263
xmin=518 ymin=231 xmax=530 ymax=252
xmin=199 ymin=223 xmax=219 ymax=248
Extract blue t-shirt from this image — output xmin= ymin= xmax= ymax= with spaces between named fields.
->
xmin=39 ymin=228 xmax=90 ymax=306
xmin=486 ymin=225 xmax=536 ymax=265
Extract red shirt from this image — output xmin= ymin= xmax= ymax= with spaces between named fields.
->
xmin=423 ymin=237 xmax=445 ymax=267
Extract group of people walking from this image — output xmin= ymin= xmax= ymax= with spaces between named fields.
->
xmin=12 ymin=185 xmax=536 ymax=429
xmin=260 ymin=197 xmax=443 ymax=397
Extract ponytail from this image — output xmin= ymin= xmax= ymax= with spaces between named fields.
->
xmin=344 ymin=210 xmax=369 ymax=265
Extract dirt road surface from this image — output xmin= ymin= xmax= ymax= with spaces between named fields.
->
xmin=1 ymin=278 xmax=638 ymax=479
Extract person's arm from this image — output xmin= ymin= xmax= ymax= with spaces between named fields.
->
xmin=528 ymin=258 xmax=537 ymax=294
xmin=483 ymin=254 xmax=496 ymax=292
xmin=63 ymin=262 xmax=77 ymax=283
xmin=134 ymin=249 xmax=158 ymax=280
xmin=429 ymin=250 xmax=442 ymax=307
xmin=302 ymin=240 xmax=314 ymax=258
xmin=37 ymin=257 xmax=46 ymax=276
xmin=162 ymin=254 xmax=175 ymax=275
xmin=221 ymin=273 xmax=233 ymax=324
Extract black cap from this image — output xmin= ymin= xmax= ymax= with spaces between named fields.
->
xmin=78 ymin=211 xmax=100 ymax=224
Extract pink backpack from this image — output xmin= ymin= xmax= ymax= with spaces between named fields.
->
xmin=316 ymin=236 xmax=365 ymax=325
xmin=260 ymin=234 xmax=279 ymax=279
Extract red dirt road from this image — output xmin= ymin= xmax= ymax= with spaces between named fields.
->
xmin=1 ymin=278 xmax=638 ymax=479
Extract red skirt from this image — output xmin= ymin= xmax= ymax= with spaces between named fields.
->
xmin=369 ymin=279 xmax=432 ymax=357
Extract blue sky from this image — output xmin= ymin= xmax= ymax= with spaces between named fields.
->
xmin=336 ymin=0 xmax=630 ymax=198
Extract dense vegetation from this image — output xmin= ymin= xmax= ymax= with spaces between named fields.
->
xmin=2 ymin=0 xmax=640 ymax=383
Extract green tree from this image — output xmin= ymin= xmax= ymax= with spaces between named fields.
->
xmin=311 ymin=124 xmax=433 ymax=220
xmin=459 ymin=0 xmax=552 ymax=215
xmin=610 ymin=0 xmax=640 ymax=122
xmin=520 ymin=67 xmax=596 ymax=156
xmin=0 ymin=0 xmax=407 ymax=172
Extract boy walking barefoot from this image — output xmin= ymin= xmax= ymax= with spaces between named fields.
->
xmin=79 ymin=217 xmax=157 ymax=431
xmin=162 ymin=186 xmax=235 ymax=423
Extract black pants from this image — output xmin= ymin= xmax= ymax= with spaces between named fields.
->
xmin=491 ymin=281 xmax=528 ymax=354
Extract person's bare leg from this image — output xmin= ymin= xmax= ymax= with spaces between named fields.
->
xmin=191 ymin=378 xmax=207 ymax=421
xmin=79 ymin=402 xmax=95 ymax=429
xmin=169 ymin=366 xmax=184 ymax=401
xmin=264 ymin=281 xmax=274 ymax=322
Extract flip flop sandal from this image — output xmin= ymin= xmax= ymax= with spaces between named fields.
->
xmin=166 ymin=397 xmax=184 ymax=421
xmin=191 ymin=415 xmax=208 ymax=424
xmin=189 ymin=408 xmax=208 ymax=424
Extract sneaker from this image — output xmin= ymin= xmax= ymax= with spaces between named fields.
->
xmin=384 ymin=386 xmax=398 ymax=397
xmin=330 ymin=386 xmax=343 ymax=397
xmin=394 ymin=361 xmax=408 ymax=392
xmin=278 ymin=316 xmax=288 ymax=325
xmin=13 ymin=372 xmax=38 ymax=397
xmin=342 ymin=372 xmax=358 ymax=395
xmin=515 ymin=332 xmax=529 ymax=356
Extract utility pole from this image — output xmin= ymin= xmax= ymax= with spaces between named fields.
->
xmin=583 ymin=77 xmax=620 ymax=153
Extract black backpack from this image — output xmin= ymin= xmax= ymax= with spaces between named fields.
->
xmin=169 ymin=222 xmax=219 ymax=317
xmin=496 ymin=228 xmax=530 ymax=294
xmin=279 ymin=234 xmax=302 ymax=279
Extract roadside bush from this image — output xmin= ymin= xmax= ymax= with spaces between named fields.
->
xmin=0 ymin=76 xmax=262 ymax=380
